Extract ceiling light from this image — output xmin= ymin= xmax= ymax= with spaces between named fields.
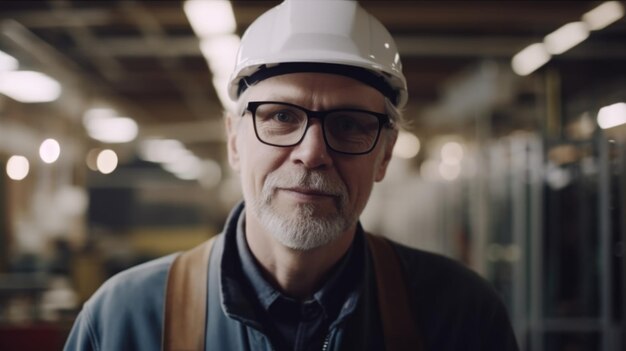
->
xmin=0 ymin=71 xmax=61 ymax=103
xmin=511 ymin=43 xmax=551 ymax=76
xmin=392 ymin=131 xmax=420 ymax=159
xmin=597 ymin=102 xmax=626 ymax=129
xmin=162 ymin=152 xmax=202 ymax=180
xmin=200 ymin=35 xmax=241 ymax=75
xmin=83 ymin=108 xmax=138 ymax=143
xmin=83 ymin=108 xmax=117 ymax=124
xmin=40 ymin=138 xmax=61 ymax=164
xmin=0 ymin=50 xmax=18 ymax=71
xmin=184 ymin=0 xmax=236 ymax=37
xmin=582 ymin=1 xmax=625 ymax=30
xmin=138 ymin=139 xmax=187 ymax=163
xmin=544 ymin=22 xmax=590 ymax=55
xmin=6 ymin=155 xmax=29 ymax=180
xmin=199 ymin=35 xmax=240 ymax=113
xmin=97 ymin=149 xmax=118 ymax=174
xmin=87 ymin=116 xmax=138 ymax=143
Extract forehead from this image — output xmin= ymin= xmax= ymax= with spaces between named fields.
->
xmin=244 ymin=72 xmax=386 ymax=112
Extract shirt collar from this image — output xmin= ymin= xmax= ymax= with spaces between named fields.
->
xmin=235 ymin=208 xmax=362 ymax=318
xmin=236 ymin=212 xmax=281 ymax=309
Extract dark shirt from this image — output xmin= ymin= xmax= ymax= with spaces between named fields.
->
xmin=236 ymin=213 xmax=363 ymax=351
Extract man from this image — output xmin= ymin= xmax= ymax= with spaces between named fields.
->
xmin=65 ymin=1 xmax=519 ymax=350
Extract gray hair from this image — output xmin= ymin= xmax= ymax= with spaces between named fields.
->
xmin=384 ymin=98 xmax=406 ymax=130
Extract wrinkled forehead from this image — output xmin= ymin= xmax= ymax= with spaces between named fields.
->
xmin=240 ymin=72 xmax=387 ymax=113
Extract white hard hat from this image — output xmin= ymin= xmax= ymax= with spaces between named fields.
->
xmin=228 ymin=0 xmax=408 ymax=108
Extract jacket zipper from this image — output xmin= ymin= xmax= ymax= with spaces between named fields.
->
xmin=321 ymin=333 xmax=331 ymax=351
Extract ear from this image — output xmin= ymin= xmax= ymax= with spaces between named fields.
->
xmin=374 ymin=129 xmax=397 ymax=182
xmin=225 ymin=113 xmax=241 ymax=172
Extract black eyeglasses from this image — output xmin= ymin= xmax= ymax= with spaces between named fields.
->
xmin=243 ymin=101 xmax=392 ymax=155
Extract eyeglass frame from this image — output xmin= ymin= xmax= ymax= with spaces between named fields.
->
xmin=242 ymin=101 xmax=394 ymax=155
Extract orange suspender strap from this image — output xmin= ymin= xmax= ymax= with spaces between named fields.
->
xmin=162 ymin=234 xmax=421 ymax=351
xmin=162 ymin=236 xmax=216 ymax=351
xmin=365 ymin=233 xmax=423 ymax=351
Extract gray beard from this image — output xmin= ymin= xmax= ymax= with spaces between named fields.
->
xmin=251 ymin=169 xmax=356 ymax=251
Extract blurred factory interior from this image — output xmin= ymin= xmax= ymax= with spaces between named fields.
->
xmin=0 ymin=0 xmax=625 ymax=350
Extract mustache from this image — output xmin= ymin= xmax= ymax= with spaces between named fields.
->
xmin=262 ymin=169 xmax=348 ymax=202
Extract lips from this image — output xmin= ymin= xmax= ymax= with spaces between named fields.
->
xmin=280 ymin=187 xmax=336 ymax=197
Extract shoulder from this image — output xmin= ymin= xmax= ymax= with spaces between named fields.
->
xmin=76 ymin=254 xmax=178 ymax=350
xmin=389 ymin=240 xmax=496 ymax=300
xmin=88 ymin=253 xmax=177 ymax=310
xmin=387 ymin=240 xmax=518 ymax=350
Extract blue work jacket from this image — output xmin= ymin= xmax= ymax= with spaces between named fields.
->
xmin=64 ymin=203 xmax=519 ymax=350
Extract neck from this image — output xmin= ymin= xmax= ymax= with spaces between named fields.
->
xmin=244 ymin=211 xmax=355 ymax=299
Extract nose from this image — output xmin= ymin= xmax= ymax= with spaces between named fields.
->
xmin=290 ymin=120 xmax=333 ymax=169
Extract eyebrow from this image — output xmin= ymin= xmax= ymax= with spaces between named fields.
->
xmin=255 ymin=96 xmax=380 ymax=112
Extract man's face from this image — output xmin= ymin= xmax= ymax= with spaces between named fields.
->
xmin=226 ymin=72 xmax=397 ymax=250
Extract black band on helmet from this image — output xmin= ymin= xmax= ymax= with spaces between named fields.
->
xmin=238 ymin=62 xmax=398 ymax=105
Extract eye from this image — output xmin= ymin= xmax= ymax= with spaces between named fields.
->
xmin=336 ymin=117 xmax=359 ymax=132
xmin=273 ymin=111 xmax=297 ymax=123
xmin=330 ymin=114 xmax=371 ymax=134
xmin=255 ymin=105 xmax=300 ymax=122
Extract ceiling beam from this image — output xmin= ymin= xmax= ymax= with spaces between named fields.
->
xmin=67 ymin=34 xmax=626 ymax=59
xmin=118 ymin=1 xmax=216 ymax=122
xmin=51 ymin=0 xmax=124 ymax=82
